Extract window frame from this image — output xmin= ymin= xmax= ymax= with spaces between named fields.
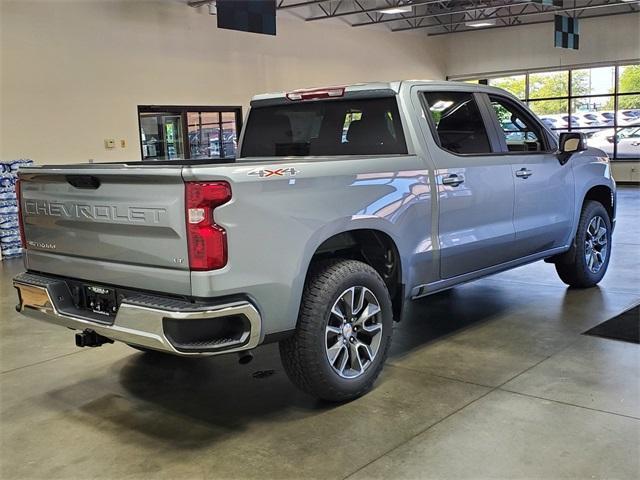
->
xmin=419 ymin=90 xmax=503 ymax=157
xmin=137 ymin=105 xmax=243 ymax=162
xmin=239 ymin=95 xmax=408 ymax=158
xmin=483 ymin=93 xmax=556 ymax=155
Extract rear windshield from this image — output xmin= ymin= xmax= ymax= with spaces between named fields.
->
xmin=240 ymin=97 xmax=407 ymax=157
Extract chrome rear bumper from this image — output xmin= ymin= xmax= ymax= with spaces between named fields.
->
xmin=13 ymin=272 xmax=261 ymax=356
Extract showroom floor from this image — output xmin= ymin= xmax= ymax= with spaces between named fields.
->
xmin=1 ymin=187 xmax=638 ymax=479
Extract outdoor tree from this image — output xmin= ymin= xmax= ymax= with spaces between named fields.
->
xmin=489 ymin=76 xmax=526 ymax=99
xmin=618 ymin=65 xmax=640 ymax=109
xmin=526 ymin=70 xmax=589 ymax=115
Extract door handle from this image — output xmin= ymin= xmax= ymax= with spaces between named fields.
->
xmin=515 ymin=168 xmax=533 ymax=179
xmin=441 ymin=174 xmax=465 ymax=187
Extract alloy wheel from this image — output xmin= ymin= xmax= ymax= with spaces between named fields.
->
xmin=325 ymin=286 xmax=383 ymax=379
xmin=585 ymin=215 xmax=608 ymax=274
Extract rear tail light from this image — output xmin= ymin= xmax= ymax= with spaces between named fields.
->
xmin=286 ymin=86 xmax=345 ymax=101
xmin=184 ymin=182 xmax=231 ymax=270
xmin=15 ymin=178 xmax=26 ymax=250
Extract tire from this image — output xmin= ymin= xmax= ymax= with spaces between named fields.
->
xmin=555 ymin=200 xmax=612 ymax=288
xmin=279 ymin=259 xmax=393 ymax=402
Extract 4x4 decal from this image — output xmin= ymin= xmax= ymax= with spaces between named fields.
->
xmin=247 ymin=167 xmax=299 ymax=178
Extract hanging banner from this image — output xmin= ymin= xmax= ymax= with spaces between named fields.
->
xmin=554 ymin=15 xmax=579 ymax=50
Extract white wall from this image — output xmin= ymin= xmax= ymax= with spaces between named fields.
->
xmin=444 ymin=13 xmax=640 ymax=78
xmin=0 ymin=0 xmax=445 ymax=165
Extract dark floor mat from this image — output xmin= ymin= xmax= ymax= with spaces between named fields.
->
xmin=585 ymin=305 xmax=640 ymax=344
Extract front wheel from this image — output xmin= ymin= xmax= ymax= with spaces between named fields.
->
xmin=279 ymin=259 xmax=393 ymax=402
xmin=556 ymin=200 xmax=612 ymax=288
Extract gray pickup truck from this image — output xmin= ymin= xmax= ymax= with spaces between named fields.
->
xmin=13 ymin=81 xmax=615 ymax=401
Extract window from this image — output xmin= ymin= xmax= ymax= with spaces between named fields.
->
xmin=488 ymin=75 xmax=526 ymax=99
xmin=240 ymin=97 xmax=407 ymax=157
xmin=423 ymin=91 xmax=491 ymax=155
xmin=451 ymin=62 xmax=640 ymax=160
xmin=490 ymin=96 xmax=546 ymax=152
xmin=138 ymin=106 xmax=242 ymax=161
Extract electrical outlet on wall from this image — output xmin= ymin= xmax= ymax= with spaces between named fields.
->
xmin=120 ymin=139 xmax=126 ymax=148
xmin=104 ymin=139 xmax=115 ymax=149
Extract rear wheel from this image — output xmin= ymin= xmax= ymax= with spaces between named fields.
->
xmin=555 ymin=200 xmax=611 ymax=288
xmin=279 ymin=259 xmax=393 ymax=402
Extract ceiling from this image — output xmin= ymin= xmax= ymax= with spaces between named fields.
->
xmin=189 ymin=0 xmax=640 ymax=36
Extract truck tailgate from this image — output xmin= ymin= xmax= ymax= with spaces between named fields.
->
xmin=19 ymin=165 xmax=191 ymax=294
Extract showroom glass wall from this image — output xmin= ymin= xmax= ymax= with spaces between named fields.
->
xmin=138 ymin=106 xmax=242 ymax=161
xmin=455 ymin=62 xmax=640 ymax=160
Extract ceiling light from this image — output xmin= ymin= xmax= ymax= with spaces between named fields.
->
xmin=378 ymin=6 xmax=413 ymax=14
xmin=465 ymin=19 xmax=497 ymax=27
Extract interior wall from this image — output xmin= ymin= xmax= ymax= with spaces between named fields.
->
xmin=0 ymin=0 xmax=445 ymax=165
xmin=443 ymin=13 xmax=640 ymax=78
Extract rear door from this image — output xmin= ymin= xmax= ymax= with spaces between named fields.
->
xmin=482 ymin=93 xmax=575 ymax=257
xmin=19 ymin=165 xmax=191 ymax=294
xmin=418 ymin=88 xmax=517 ymax=279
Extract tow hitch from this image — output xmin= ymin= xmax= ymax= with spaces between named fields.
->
xmin=75 ymin=329 xmax=114 ymax=348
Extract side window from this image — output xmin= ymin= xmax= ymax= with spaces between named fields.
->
xmin=423 ymin=91 xmax=492 ymax=154
xmin=489 ymin=96 xmax=546 ymax=152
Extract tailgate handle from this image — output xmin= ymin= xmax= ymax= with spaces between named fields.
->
xmin=66 ymin=175 xmax=100 ymax=189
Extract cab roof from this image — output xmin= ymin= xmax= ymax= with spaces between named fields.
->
xmin=250 ymin=80 xmax=516 ymax=104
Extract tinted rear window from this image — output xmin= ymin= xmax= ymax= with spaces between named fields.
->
xmin=241 ymin=97 xmax=407 ymax=157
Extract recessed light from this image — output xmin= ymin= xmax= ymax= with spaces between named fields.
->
xmin=378 ymin=6 xmax=413 ymax=14
xmin=465 ymin=19 xmax=497 ymax=27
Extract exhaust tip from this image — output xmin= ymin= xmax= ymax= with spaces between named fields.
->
xmin=238 ymin=352 xmax=253 ymax=365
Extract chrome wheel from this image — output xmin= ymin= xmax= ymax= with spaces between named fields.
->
xmin=325 ymin=286 xmax=383 ymax=379
xmin=585 ymin=215 xmax=608 ymax=274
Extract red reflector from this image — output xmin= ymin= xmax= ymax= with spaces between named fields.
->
xmin=184 ymin=182 xmax=231 ymax=271
xmin=286 ymin=86 xmax=345 ymax=101
xmin=15 ymin=179 xmax=27 ymax=250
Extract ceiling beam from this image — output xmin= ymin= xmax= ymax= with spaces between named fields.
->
xmin=304 ymin=0 xmax=456 ymax=21
xmin=392 ymin=0 xmax=639 ymax=32
xmin=352 ymin=1 xmax=542 ymax=27
xmin=428 ymin=7 xmax=639 ymax=35
xmin=277 ymin=0 xmax=331 ymax=9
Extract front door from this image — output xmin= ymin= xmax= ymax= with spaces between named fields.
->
xmin=485 ymin=94 xmax=575 ymax=258
xmin=420 ymin=90 xmax=518 ymax=279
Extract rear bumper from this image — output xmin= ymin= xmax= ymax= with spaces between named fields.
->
xmin=13 ymin=272 xmax=261 ymax=356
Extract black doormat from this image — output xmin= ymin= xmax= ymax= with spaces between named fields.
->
xmin=585 ymin=305 xmax=640 ymax=344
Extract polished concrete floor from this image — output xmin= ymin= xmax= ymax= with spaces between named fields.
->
xmin=1 ymin=187 xmax=639 ymax=479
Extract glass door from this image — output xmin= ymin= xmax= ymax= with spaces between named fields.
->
xmin=139 ymin=106 xmax=242 ymax=161
xmin=162 ymin=115 xmax=185 ymax=160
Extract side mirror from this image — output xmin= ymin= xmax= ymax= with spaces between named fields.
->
xmin=558 ymin=132 xmax=586 ymax=164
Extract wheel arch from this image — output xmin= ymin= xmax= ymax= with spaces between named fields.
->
xmin=548 ymin=182 xmax=615 ymax=266
xmin=304 ymin=227 xmax=405 ymax=322
xmin=582 ymin=184 xmax=615 ymax=221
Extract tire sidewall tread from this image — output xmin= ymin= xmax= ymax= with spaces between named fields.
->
xmin=279 ymin=259 xmax=393 ymax=402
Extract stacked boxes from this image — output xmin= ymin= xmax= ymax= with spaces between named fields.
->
xmin=1 ymin=160 xmax=34 ymax=258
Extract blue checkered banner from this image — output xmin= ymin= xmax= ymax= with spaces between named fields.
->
xmin=554 ymin=15 xmax=579 ymax=50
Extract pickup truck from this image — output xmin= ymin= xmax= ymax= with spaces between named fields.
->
xmin=13 ymin=81 xmax=615 ymax=401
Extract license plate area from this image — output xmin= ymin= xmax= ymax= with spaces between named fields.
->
xmin=85 ymin=285 xmax=118 ymax=318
